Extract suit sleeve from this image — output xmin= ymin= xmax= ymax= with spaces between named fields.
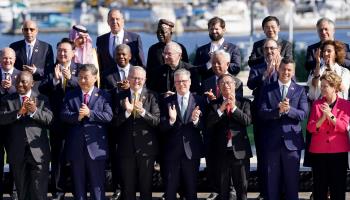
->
xmin=142 ymin=93 xmax=160 ymax=127
xmin=136 ymin=34 xmax=145 ymax=67
xmin=286 ymin=88 xmax=308 ymax=121
xmin=228 ymin=46 xmax=241 ymax=75
xmin=60 ymin=96 xmax=80 ymax=124
xmin=258 ymin=87 xmax=280 ymax=120
xmin=282 ymin=41 xmax=293 ymax=60
xmin=248 ymin=43 xmax=264 ymax=67
xmin=88 ymin=93 xmax=113 ymax=123
xmin=0 ymin=98 xmax=19 ymax=125
xmin=247 ymin=67 xmax=262 ymax=90
xmin=231 ymin=100 xmax=251 ymax=126
xmin=304 ymin=46 xmax=315 ymax=73
xmin=31 ymin=96 xmax=53 ymax=126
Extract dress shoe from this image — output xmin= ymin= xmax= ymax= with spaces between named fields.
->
xmin=206 ymin=193 xmax=218 ymax=200
xmin=11 ymin=191 xmax=18 ymax=200
xmin=52 ymin=192 xmax=65 ymax=200
xmin=256 ymin=193 xmax=264 ymax=200
xmin=110 ymin=191 xmax=121 ymax=200
xmin=229 ymin=191 xmax=237 ymax=200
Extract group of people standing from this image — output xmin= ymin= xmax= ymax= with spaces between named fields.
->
xmin=0 ymin=6 xmax=349 ymax=200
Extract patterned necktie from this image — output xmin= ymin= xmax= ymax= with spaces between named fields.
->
xmin=27 ymin=45 xmax=32 ymax=64
xmin=281 ymin=85 xmax=288 ymax=100
xmin=83 ymin=93 xmax=89 ymax=105
xmin=133 ymin=92 xmax=138 ymax=118
xmin=180 ymin=96 xmax=187 ymax=119
xmin=22 ymin=96 xmax=28 ymax=106
xmin=226 ymin=103 xmax=233 ymax=141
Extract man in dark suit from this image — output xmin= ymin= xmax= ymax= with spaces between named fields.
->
xmin=206 ymin=74 xmax=252 ymax=200
xmin=147 ymin=41 xmax=200 ymax=99
xmin=160 ymin=68 xmax=205 ymax=200
xmin=38 ymin=38 xmax=80 ymax=200
xmin=305 ymin=17 xmax=350 ymax=73
xmin=96 ymin=8 xmax=145 ymax=74
xmin=259 ymin=58 xmax=308 ymax=200
xmin=61 ymin=64 xmax=113 ymax=200
xmin=193 ymin=17 xmax=241 ymax=80
xmin=113 ymin=66 xmax=160 ymax=200
xmin=147 ymin=19 xmax=188 ymax=84
xmin=0 ymin=47 xmax=21 ymax=200
xmin=9 ymin=20 xmax=54 ymax=88
xmin=248 ymin=16 xmax=293 ymax=67
xmin=0 ymin=71 xmax=53 ymax=200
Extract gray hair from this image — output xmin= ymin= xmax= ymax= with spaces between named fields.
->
xmin=0 ymin=47 xmax=16 ymax=59
xmin=129 ymin=66 xmax=146 ymax=77
xmin=164 ymin=41 xmax=182 ymax=54
xmin=174 ymin=68 xmax=191 ymax=80
xmin=108 ymin=8 xmax=124 ymax=19
xmin=211 ymin=49 xmax=231 ymax=63
xmin=263 ymin=38 xmax=280 ymax=48
xmin=79 ymin=64 xmax=98 ymax=76
xmin=116 ymin=44 xmax=131 ymax=54
xmin=316 ymin=17 xmax=335 ymax=29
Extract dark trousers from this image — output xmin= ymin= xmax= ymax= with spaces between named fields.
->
xmin=311 ymin=152 xmax=348 ymax=200
xmin=163 ymin=157 xmax=200 ymax=200
xmin=218 ymin=150 xmax=249 ymax=200
xmin=252 ymin=121 xmax=265 ymax=197
xmin=118 ymin=155 xmax=155 ymax=200
xmin=0 ymin=145 xmax=4 ymax=200
xmin=205 ymin=155 xmax=219 ymax=193
xmin=12 ymin=147 xmax=49 ymax=200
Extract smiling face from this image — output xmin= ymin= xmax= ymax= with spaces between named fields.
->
xmin=163 ymin=46 xmax=181 ymax=67
xmin=128 ymin=68 xmax=146 ymax=91
xmin=1 ymin=48 xmax=16 ymax=71
xmin=278 ymin=62 xmax=295 ymax=84
xmin=16 ymin=72 xmax=34 ymax=95
xmin=22 ymin=21 xmax=38 ymax=43
xmin=263 ymin=20 xmax=280 ymax=39
xmin=208 ymin=22 xmax=225 ymax=41
xmin=108 ymin=10 xmax=124 ymax=34
xmin=211 ymin=53 xmax=229 ymax=76
xmin=157 ymin=25 xmax=172 ymax=43
xmin=219 ymin=75 xmax=235 ymax=98
xmin=263 ymin=40 xmax=280 ymax=61
xmin=74 ymin=32 xmax=88 ymax=48
xmin=322 ymin=44 xmax=336 ymax=67
xmin=115 ymin=47 xmax=131 ymax=67
xmin=320 ymin=79 xmax=336 ymax=99
xmin=57 ymin=42 xmax=75 ymax=65
xmin=174 ymin=73 xmax=191 ymax=96
xmin=317 ymin=21 xmax=335 ymax=42
xmin=78 ymin=70 xmax=97 ymax=92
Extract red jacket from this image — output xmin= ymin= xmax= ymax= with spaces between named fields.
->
xmin=307 ymin=96 xmax=350 ymax=153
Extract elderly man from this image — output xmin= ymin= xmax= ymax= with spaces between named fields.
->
xmin=61 ymin=64 xmax=113 ymax=200
xmin=160 ymin=68 xmax=205 ymax=200
xmin=39 ymin=38 xmax=80 ymax=200
xmin=0 ymin=71 xmax=53 ymax=200
xmin=9 ymin=20 xmax=54 ymax=88
xmin=147 ymin=19 xmax=189 ymax=82
xmin=147 ymin=41 xmax=200 ymax=98
xmin=305 ymin=17 xmax=350 ymax=73
xmin=113 ymin=66 xmax=160 ymax=200
xmin=206 ymin=74 xmax=252 ymax=200
xmin=248 ymin=16 xmax=293 ymax=67
xmin=0 ymin=47 xmax=21 ymax=200
xmin=96 ymin=8 xmax=145 ymax=74
xmin=193 ymin=17 xmax=241 ymax=80
xmin=259 ymin=58 xmax=308 ymax=200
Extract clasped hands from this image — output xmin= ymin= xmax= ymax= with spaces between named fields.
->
xmin=219 ymin=95 xmax=236 ymax=113
xmin=320 ymin=102 xmax=334 ymax=121
xmin=278 ymin=98 xmax=290 ymax=114
xmin=54 ymin=64 xmax=71 ymax=81
xmin=78 ymin=103 xmax=90 ymax=121
xmin=1 ymin=79 xmax=12 ymax=90
xmin=18 ymin=98 xmax=37 ymax=116
xmin=124 ymin=97 xmax=144 ymax=116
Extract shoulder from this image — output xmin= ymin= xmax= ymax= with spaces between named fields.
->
xmin=125 ymin=31 xmax=140 ymax=38
xmin=9 ymin=40 xmax=24 ymax=49
xmin=37 ymin=40 xmax=51 ymax=47
xmin=253 ymin=39 xmax=265 ymax=47
xmin=65 ymin=88 xmax=80 ymax=99
xmin=196 ymin=43 xmax=210 ymax=52
xmin=224 ymin=42 xmax=239 ymax=50
xmin=307 ymin=42 xmax=321 ymax=51
xmin=1 ymin=93 xmax=18 ymax=102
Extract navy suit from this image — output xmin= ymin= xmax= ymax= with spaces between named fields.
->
xmin=259 ymin=81 xmax=308 ymax=200
xmin=61 ymin=87 xmax=113 ymax=200
xmin=160 ymin=93 xmax=205 ymax=200
xmin=10 ymin=39 xmax=54 ymax=82
xmin=96 ymin=31 xmax=145 ymax=74
xmin=193 ymin=41 xmax=241 ymax=80
xmin=248 ymin=38 xmax=293 ymax=67
xmin=100 ymin=65 xmax=133 ymax=93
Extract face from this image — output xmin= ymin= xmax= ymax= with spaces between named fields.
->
xmin=208 ymin=23 xmax=225 ymax=41
xmin=211 ymin=54 xmax=229 ymax=76
xmin=1 ymin=49 xmax=16 ymax=71
xmin=219 ymin=76 xmax=235 ymax=98
xmin=74 ymin=32 xmax=88 ymax=48
xmin=115 ymin=48 xmax=131 ymax=67
xmin=320 ymin=79 xmax=336 ymax=98
xmin=163 ymin=47 xmax=181 ymax=67
xmin=174 ymin=73 xmax=191 ymax=96
xmin=263 ymin=40 xmax=280 ymax=61
xmin=317 ymin=21 xmax=335 ymax=42
xmin=16 ymin=73 xmax=34 ymax=95
xmin=263 ymin=20 xmax=280 ymax=39
xmin=128 ymin=69 xmax=146 ymax=91
xmin=278 ymin=63 xmax=295 ymax=84
xmin=57 ymin=43 xmax=75 ymax=65
xmin=322 ymin=44 xmax=336 ymax=66
xmin=78 ymin=70 xmax=97 ymax=92
xmin=22 ymin=21 xmax=38 ymax=43
xmin=157 ymin=26 xmax=172 ymax=43
xmin=108 ymin=10 xmax=124 ymax=34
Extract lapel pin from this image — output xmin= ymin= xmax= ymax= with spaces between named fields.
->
xmin=34 ymin=49 xmax=38 ymax=52
xmin=95 ymin=93 xmax=98 ymax=96
xmin=125 ymin=38 xmax=129 ymax=42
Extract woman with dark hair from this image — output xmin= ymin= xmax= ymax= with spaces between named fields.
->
xmin=307 ymin=71 xmax=350 ymax=200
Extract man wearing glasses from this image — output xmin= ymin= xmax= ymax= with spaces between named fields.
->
xmin=10 ymin=20 xmax=54 ymax=91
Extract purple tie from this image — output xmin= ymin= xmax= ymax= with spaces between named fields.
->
xmin=83 ymin=93 xmax=89 ymax=105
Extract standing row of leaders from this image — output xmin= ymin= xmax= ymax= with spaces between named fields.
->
xmin=0 ymin=7 xmax=349 ymax=200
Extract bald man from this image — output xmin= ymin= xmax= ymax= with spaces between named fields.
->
xmin=10 ymin=20 xmax=54 ymax=91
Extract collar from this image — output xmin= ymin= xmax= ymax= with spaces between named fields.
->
xmin=130 ymin=88 xmax=142 ymax=96
xmin=211 ymin=37 xmax=225 ymax=46
xmin=59 ymin=61 xmax=72 ymax=68
xmin=82 ymin=86 xmax=94 ymax=96
xmin=278 ymin=80 xmax=291 ymax=88
xmin=25 ymin=39 xmax=36 ymax=47
xmin=110 ymin=29 xmax=124 ymax=40
xmin=117 ymin=63 xmax=130 ymax=72
xmin=19 ymin=90 xmax=32 ymax=99
xmin=177 ymin=92 xmax=190 ymax=102
xmin=1 ymin=67 xmax=14 ymax=75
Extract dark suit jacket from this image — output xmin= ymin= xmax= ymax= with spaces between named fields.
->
xmin=60 ymin=87 xmax=113 ymax=161
xmin=113 ymin=88 xmax=160 ymax=157
xmin=259 ymin=81 xmax=308 ymax=152
xmin=248 ymin=38 xmax=293 ymax=67
xmin=304 ymin=41 xmax=350 ymax=72
xmin=147 ymin=61 xmax=201 ymax=95
xmin=96 ymin=31 xmax=145 ymax=73
xmin=10 ymin=39 xmax=54 ymax=81
xmin=201 ymin=75 xmax=243 ymax=99
xmin=0 ymin=91 xmax=53 ymax=164
xmin=206 ymin=97 xmax=252 ymax=159
xmin=159 ymin=93 xmax=205 ymax=160
xmin=193 ymin=41 xmax=241 ymax=79
xmin=100 ymin=65 xmax=133 ymax=93
xmin=0 ymin=68 xmax=21 ymax=97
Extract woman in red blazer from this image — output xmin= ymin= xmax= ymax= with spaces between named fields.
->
xmin=307 ymin=71 xmax=350 ymax=200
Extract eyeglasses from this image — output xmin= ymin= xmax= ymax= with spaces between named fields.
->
xmin=22 ymin=28 xmax=36 ymax=32
xmin=219 ymin=81 xmax=234 ymax=86
xmin=174 ymin=79 xmax=189 ymax=84
xmin=264 ymin=46 xmax=278 ymax=51
xmin=129 ymin=77 xmax=144 ymax=81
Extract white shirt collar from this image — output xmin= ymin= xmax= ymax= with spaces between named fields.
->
xmin=110 ymin=29 xmax=124 ymax=41
xmin=278 ymin=79 xmax=291 ymax=88
xmin=177 ymin=92 xmax=190 ymax=102
xmin=130 ymin=88 xmax=142 ymax=96
xmin=19 ymin=90 xmax=32 ymax=99
xmin=25 ymin=39 xmax=36 ymax=47
xmin=117 ymin=63 xmax=130 ymax=72
xmin=1 ymin=67 xmax=14 ymax=75
xmin=82 ymin=86 xmax=95 ymax=96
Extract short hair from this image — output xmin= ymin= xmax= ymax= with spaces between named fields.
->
xmin=108 ymin=8 xmax=123 ymax=19
xmin=164 ymin=41 xmax=182 ymax=54
xmin=129 ymin=66 xmax=146 ymax=77
xmin=280 ymin=57 xmax=295 ymax=67
xmin=17 ymin=71 xmax=33 ymax=83
xmin=262 ymin=16 xmax=280 ymax=28
xmin=320 ymin=71 xmax=342 ymax=92
xmin=217 ymin=74 xmax=235 ymax=85
xmin=316 ymin=17 xmax=335 ymax=29
xmin=57 ymin=38 xmax=75 ymax=50
xmin=211 ymin=49 xmax=231 ymax=63
xmin=79 ymin=64 xmax=98 ymax=76
xmin=263 ymin=38 xmax=280 ymax=48
xmin=116 ymin=44 xmax=131 ymax=54
xmin=0 ymin=47 xmax=16 ymax=59
xmin=320 ymin=40 xmax=346 ymax=65
xmin=174 ymin=68 xmax=191 ymax=80
xmin=208 ymin=17 xmax=225 ymax=29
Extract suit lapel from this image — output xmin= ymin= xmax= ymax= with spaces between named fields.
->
xmin=20 ymin=41 xmax=27 ymax=66
xmin=112 ymin=67 xmax=121 ymax=83
xmin=123 ymin=31 xmax=130 ymax=44
xmin=286 ymin=82 xmax=296 ymax=100
xmin=88 ymin=87 xmax=99 ymax=108
xmin=30 ymin=40 xmax=40 ymax=65
xmin=271 ymin=82 xmax=282 ymax=102
xmin=140 ymin=87 xmax=148 ymax=104
xmin=184 ymin=93 xmax=195 ymax=123
xmin=12 ymin=93 xmax=22 ymax=111
xmin=172 ymin=95 xmax=182 ymax=122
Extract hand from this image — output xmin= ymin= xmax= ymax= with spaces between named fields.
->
xmin=61 ymin=65 xmax=71 ymax=80
xmin=315 ymin=48 xmax=321 ymax=65
xmin=168 ymin=104 xmax=177 ymax=122
xmin=123 ymin=97 xmax=134 ymax=114
xmin=24 ymin=98 xmax=37 ymax=113
xmin=134 ymin=96 xmax=145 ymax=115
xmin=191 ymin=106 xmax=201 ymax=122
xmin=54 ymin=64 xmax=63 ymax=80
xmin=279 ymin=98 xmax=290 ymax=114
xmin=320 ymin=102 xmax=332 ymax=118
xmin=219 ymin=97 xmax=234 ymax=113
xmin=79 ymin=103 xmax=90 ymax=119
xmin=117 ymin=80 xmax=130 ymax=90
xmin=204 ymin=89 xmax=217 ymax=101
xmin=273 ymin=54 xmax=281 ymax=71
xmin=18 ymin=101 xmax=28 ymax=116
xmin=1 ymin=79 xmax=11 ymax=89
xmin=163 ymin=91 xmax=175 ymax=98
xmin=23 ymin=64 xmax=36 ymax=74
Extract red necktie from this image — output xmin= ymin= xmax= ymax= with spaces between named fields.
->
xmin=226 ymin=104 xmax=233 ymax=141
xmin=83 ymin=93 xmax=89 ymax=105
xmin=216 ymin=84 xmax=220 ymax=97
xmin=22 ymin=96 xmax=28 ymax=106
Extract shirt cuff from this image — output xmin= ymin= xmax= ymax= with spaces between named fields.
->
xmin=193 ymin=118 xmax=199 ymax=125
xmin=206 ymin=61 xmax=212 ymax=70
xmin=140 ymin=109 xmax=146 ymax=117
xmin=217 ymin=109 xmax=224 ymax=117
xmin=125 ymin=110 xmax=132 ymax=118
xmin=169 ymin=118 xmax=176 ymax=125
xmin=53 ymin=78 xmax=60 ymax=86
xmin=29 ymin=109 xmax=37 ymax=118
